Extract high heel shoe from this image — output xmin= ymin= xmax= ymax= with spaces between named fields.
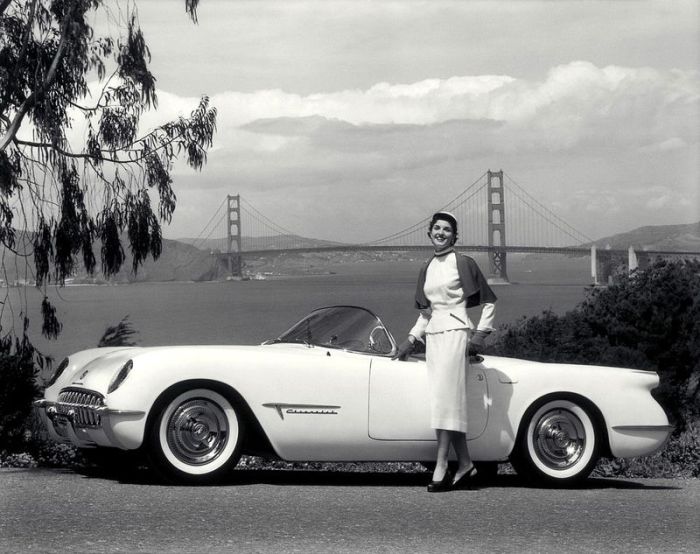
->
xmin=451 ymin=465 xmax=478 ymax=490
xmin=427 ymin=469 xmax=453 ymax=493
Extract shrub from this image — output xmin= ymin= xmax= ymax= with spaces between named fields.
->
xmin=594 ymin=421 xmax=700 ymax=478
xmin=0 ymin=316 xmax=138 ymax=468
xmin=0 ymin=332 xmax=42 ymax=451
xmin=492 ymin=259 xmax=700 ymax=429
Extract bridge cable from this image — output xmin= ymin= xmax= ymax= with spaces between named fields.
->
xmin=504 ymin=172 xmax=593 ymax=244
xmin=195 ymin=211 xmax=228 ymax=249
xmin=505 ymin=185 xmax=590 ymax=245
xmin=191 ymin=197 xmax=227 ymax=249
xmin=366 ymin=171 xmax=488 ymax=245
xmin=240 ymin=197 xmax=300 ymax=237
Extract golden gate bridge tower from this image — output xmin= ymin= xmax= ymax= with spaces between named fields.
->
xmin=226 ymin=194 xmax=242 ymax=277
xmin=487 ymin=170 xmax=508 ymax=283
xmin=200 ymin=170 xmax=698 ymax=283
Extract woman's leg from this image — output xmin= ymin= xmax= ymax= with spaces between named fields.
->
xmin=432 ymin=429 xmax=451 ymax=481
xmin=450 ymin=430 xmax=475 ymax=482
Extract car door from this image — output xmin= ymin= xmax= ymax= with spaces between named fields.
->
xmin=368 ymin=355 xmax=489 ymax=440
xmin=255 ymin=345 xmax=372 ymax=460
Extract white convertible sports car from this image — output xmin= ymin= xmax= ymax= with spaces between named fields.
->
xmin=35 ymin=305 xmax=672 ymax=485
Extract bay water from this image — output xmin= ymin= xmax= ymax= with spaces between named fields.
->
xmin=4 ymin=257 xmax=591 ymax=370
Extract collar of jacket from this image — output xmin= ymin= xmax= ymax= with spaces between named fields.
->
xmin=433 ymin=246 xmax=455 ymax=257
xmin=414 ymin=252 xmax=498 ymax=310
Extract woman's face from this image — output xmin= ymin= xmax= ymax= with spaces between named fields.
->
xmin=429 ymin=219 xmax=455 ymax=252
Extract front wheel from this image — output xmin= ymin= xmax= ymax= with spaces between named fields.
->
xmin=148 ymin=387 xmax=244 ymax=484
xmin=511 ymin=398 xmax=600 ymax=486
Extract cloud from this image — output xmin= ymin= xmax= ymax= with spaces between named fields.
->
xmin=80 ymin=61 xmax=699 ymax=241
xmin=117 ymin=61 xmax=698 ymax=179
xmin=205 ymin=61 xmax=698 ymax=156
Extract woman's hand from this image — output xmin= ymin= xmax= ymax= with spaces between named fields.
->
xmin=392 ymin=338 xmax=415 ymax=360
xmin=468 ymin=330 xmax=490 ymax=355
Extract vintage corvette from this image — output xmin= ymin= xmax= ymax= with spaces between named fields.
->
xmin=35 ymin=305 xmax=672 ymax=485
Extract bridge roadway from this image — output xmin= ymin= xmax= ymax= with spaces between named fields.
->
xmin=217 ymin=245 xmax=699 ymax=257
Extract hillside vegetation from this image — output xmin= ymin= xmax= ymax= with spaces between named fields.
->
xmin=588 ymin=221 xmax=700 ymax=251
xmin=491 ymin=258 xmax=700 ymax=477
xmin=2 ymin=222 xmax=698 ymax=285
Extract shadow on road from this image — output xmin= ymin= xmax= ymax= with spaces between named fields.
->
xmin=65 ymin=465 xmax=683 ymax=491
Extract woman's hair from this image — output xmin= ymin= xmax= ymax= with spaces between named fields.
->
xmin=428 ymin=211 xmax=458 ymax=244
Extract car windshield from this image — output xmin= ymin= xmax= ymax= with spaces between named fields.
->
xmin=269 ymin=306 xmax=396 ymax=356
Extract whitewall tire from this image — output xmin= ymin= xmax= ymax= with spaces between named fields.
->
xmin=512 ymin=398 xmax=600 ymax=485
xmin=149 ymin=387 xmax=243 ymax=483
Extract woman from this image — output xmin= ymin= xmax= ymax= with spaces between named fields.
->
xmin=394 ymin=211 xmax=497 ymax=492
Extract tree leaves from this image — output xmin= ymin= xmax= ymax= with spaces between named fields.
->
xmin=0 ymin=0 xmax=215 ymax=340
xmin=493 ymin=259 xmax=700 ymax=429
xmin=97 ymin=315 xmax=138 ymax=347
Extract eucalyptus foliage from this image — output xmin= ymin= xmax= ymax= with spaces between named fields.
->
xmin=97 ymin=314 xmax=137 ymax=347
xmin=0 ymin=0 xmax=214 ymax=338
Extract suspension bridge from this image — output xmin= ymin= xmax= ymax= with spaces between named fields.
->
xmin=190 ymin=170 xmax=697 ymax=285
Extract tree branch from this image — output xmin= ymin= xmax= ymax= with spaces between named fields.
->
xmin=0 ymin=0 xmax=76 ymax=152
xmin=0 ymin=0 xmax=13 ymax=17
xmin=0 ymin=0 xmax=38 ymax=116
xmin=14 ymin=129 xmax=187 ymax=164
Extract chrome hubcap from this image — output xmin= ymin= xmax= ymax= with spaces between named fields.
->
xmin=532 ymin=409 xmax=586 ymax=469
xmin=166 ymin=399 xmax=229 ymax=465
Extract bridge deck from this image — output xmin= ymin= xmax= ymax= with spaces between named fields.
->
xmin=215 ymin=245 xmax=700 ymax=257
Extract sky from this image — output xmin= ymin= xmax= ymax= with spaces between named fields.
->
xmin=126 ymin=0 xmax=698 ymax=244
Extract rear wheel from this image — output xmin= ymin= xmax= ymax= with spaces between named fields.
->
xmin=511 ymin=398 xmax=600 ymax=486
xmin=148 ymin=387 xmax=244 ymax=484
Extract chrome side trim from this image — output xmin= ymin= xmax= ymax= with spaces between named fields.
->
xmin=102 ymin=408 xmax=145 ymax=417
xmin=263 ymin=403 xmax=341 ymax=420
xmin=612 ymin=425 xmax=674 ymax=432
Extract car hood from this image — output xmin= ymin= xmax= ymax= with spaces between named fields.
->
xmin=49 ymin=343 xmax=341 ymax=397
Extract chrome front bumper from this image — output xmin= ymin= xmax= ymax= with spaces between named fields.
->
xmin=35 ymin=388 xmax=145 ymax=449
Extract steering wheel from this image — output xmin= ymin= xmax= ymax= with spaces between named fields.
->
xmin=335 ymin=339 xmax=366 ymax=350
xmin=369 ymin=325 xmax=393 ymax=354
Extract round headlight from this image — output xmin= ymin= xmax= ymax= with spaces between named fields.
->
xmin=46 ymin=357 xmax=69 ymax=387
xmin=108 ymin=360 xmax=134 ymax=394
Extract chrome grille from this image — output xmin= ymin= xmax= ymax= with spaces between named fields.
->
xmin=57 ymin=388 xmax=105 ymax=428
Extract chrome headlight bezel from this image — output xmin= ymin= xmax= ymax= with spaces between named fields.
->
xmin=107 ymin=359 xmax=134 ymax=394
xmin=46 ymin=357 xmax=69 ymax=387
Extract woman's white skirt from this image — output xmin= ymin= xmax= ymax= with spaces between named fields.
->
xmin=425 ymin=329 xmax=468 ymax=432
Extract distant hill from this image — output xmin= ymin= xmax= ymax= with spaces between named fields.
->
xmin=585 ymin=221 xmax=700 ymax=251
xmin=107 ymin=238 xmax=223 ymax=282
xmin=177 ymin=234 xmax=344 ymax=252
xmin=0 ymin=236 xmax=225 ymax=284
xmin=3 ymin=222 xmax=697 ymax=285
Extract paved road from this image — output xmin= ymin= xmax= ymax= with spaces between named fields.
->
xmin=1 ymin=468 xmax=698 ymax=553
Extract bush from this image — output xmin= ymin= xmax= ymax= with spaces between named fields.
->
xmin=0 ymin=315 xmax=138 ymax=467
xmin=594 ymin=421 xmax=700 ymax=479
xmin=492 ymin=259 xmax=700 ymax=429
xmin=0 ymin=333 xmax=42 ymax=451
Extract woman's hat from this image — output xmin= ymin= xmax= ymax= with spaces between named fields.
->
xmin=431 ymin=210 xmax=458 ymax=231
